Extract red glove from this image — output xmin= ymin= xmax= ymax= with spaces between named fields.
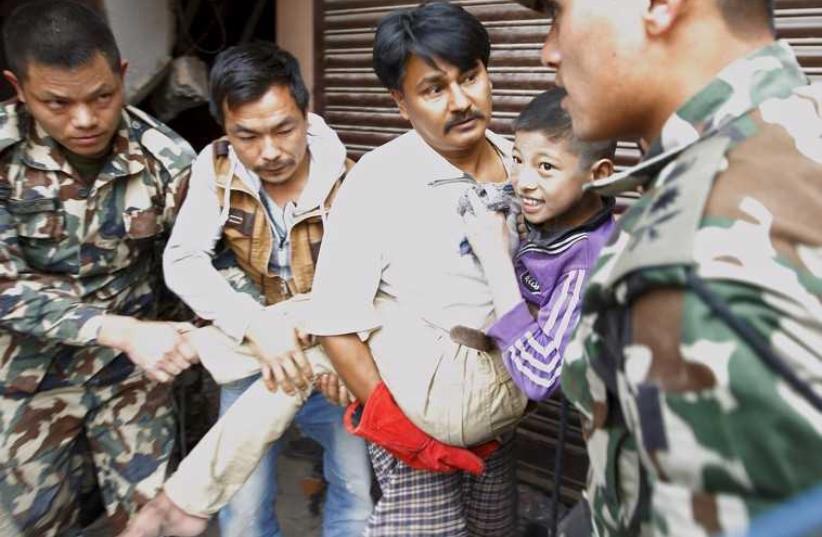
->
xmin=344 ymin=382 xmax=499 ymax=475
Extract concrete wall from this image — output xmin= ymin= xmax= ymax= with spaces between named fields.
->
xmin=276 ymin=0 xmax=316 ymax=110
xmin=102 ymin=0 xmax=175 ymax=103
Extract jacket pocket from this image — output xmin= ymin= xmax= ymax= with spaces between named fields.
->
xmin=123 ymin=207 xmax=161 ymax=240
xmin=7 ymin=196 xmax=66 ymax=239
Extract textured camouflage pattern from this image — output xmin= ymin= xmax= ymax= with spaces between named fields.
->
xmin=0 ymin=100 xmax=194 ymax=535
xmin=561 ymin=41 xmax=822 ymax=537
xmin=0 ymin=369 xmax=174 ymax=536
xmin=0 ymin=101 xmax=194 ymax=393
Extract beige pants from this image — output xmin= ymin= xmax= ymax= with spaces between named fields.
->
xmin=370 ymin=298 xmax=528 ymax=447
xmin=163 ymin=297 xmax=527 ymax=516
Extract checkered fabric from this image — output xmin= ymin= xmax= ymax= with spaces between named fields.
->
xmin=365 ymin=440 xmax=517 ymax=536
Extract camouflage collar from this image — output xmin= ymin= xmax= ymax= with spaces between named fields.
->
xmin=646 ymin=40 xmax=806 ymax=160
xmin=589 ymin=41 xmax=807 ymax=196
xmin=21 ymin=108 xmax=146 ymax=181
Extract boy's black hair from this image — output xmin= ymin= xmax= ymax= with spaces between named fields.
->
xmin=373 ymin=2 xmax=491 ymax=92
xmin=2 ymin=0 xmax=121 ymax=79
xmin=209 ymin=41 xmax=309 ymax=125
xmin=513 ymin=88 xmax=616 ymax=169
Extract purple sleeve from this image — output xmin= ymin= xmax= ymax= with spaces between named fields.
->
xmin=487 ymin=268 xmax=587 ymax=401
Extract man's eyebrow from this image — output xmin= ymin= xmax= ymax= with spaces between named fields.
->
xmin=232 ymin=124 xmax=259 ymax=135
xmin=36 ymin=81 xmax=112 ymax=101
xmin=232 ymin=117 xmax=296 ymax=134
xmin=416 ymin=71 xmax=446 ymax=88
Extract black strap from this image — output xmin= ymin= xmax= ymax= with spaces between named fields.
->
xmin=551 ymin=394 xmax=570 ymax=537
xmin=686 ymin=270 xmax=822 ymax=412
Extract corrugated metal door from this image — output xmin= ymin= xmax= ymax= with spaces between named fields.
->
xmin=315 ymin=0 xmax=822 ymax=505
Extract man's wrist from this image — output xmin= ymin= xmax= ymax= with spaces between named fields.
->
xmin=98 ymin=315 xmax=138 ymax=353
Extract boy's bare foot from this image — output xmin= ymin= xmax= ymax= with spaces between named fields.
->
xmin=117 ymin=492 xmax=208 ymax=537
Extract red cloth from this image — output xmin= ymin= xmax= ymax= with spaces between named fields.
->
xmin=344 ymin=382 xmax=499 ymax=475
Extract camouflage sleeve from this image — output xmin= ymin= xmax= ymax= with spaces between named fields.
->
xmin=0 ymin=199 xmax=106 ymax=346
xmin=160 ymin=162 xmax=192 ymax=229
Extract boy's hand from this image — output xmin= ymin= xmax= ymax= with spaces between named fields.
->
xmin=461 ymin=189 xmax=511 ymax=262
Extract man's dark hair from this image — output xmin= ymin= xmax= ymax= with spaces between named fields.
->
xmin=514 ymin=88 xmax=616 ymax=169
xmin=2 ymin=0 xmax=121 ymax=79
xmin=373 ymin=2 xmax=491 ymax=92
xmin=209 ymin=41 xmax=309 ymax=125
xmin=718 ymin=0 xmax=775 ymax=36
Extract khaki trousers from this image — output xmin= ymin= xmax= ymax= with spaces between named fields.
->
xmin=163 ymin=297 xmax=526 ymax=516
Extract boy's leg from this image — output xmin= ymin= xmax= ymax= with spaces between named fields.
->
xmin=166 ymin=373 xmax=308 ymax=517
xmin=462 ymin=437 xmax=517 ymax=536
xmin=294 ymin=392 xmax=372 ymax=537
xmin=368 ymin=313 xmax=526 ymax=447
xmin=365 ymin=444 xmax=471 ymax=537
xmin=215 ymin=374 xmax=283 ymax=537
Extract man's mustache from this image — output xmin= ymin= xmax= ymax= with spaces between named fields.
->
xmin=444 ymin=110 xmax=485 ymax=134
xmin=254 ymin=159 xmax=294 ymax=174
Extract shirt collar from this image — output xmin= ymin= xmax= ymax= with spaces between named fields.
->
xmin=406 ymin=128 xmax=514 ymax=183
xmin=645 ymin=40 xmax=807 ymax=161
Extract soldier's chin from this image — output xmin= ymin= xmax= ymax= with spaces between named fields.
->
xmin=66 ymin=138 xmax=110 ymax=158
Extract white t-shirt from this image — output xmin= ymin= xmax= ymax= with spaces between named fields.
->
xmin=308 ymin=129 xmax=513 ymax=337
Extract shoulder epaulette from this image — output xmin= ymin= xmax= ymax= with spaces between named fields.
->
xmin=0 ymin=100 xmax=26 ymax=156
xmin=127 ymin=105 xmax=195 ymax=174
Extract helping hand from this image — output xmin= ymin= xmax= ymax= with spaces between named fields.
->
xmin=247 ymin=321 xmax=314 ymax=395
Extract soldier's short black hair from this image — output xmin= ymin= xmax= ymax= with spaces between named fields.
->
xmin=718 ymin=0 xmax=775 ymax=35
xmin=209 ymin=41 xmax=309 ymax=125
xmin=514 ymin=88 xmax=616 ymax=169
xmin=2 ymin=0 xmax=121 ymax=79
xmin=373 ymin=2 xmax=491 ymax=92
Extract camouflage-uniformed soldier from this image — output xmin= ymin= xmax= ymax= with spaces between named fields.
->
xmin=528 ymin=0 xmax=822 ymax=536
xmin=0 ymin=2 xmax=197 ymax=536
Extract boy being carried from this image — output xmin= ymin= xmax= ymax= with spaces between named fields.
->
xmin=462 ymin=88 xmax=617 ymax=402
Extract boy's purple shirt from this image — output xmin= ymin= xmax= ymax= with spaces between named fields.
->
xmin=487 ymin=198 xmax=616 ymax=401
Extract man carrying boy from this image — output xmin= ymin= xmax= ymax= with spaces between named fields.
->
xmin=0 ymin=2 xmax=197 ymax=535
xmin=530 ymin=0 xmax=822 ymax=535
xmin=307 ymin=3 xmax=529 ymax=535
xmin=124 ymin=43 xmax=373 ymax=537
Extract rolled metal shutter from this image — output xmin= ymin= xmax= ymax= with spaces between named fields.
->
xmin=316 ymin=0 xmax=822 ymax=505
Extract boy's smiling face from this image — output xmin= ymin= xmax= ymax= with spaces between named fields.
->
xmin=512 ymin=129 xmax=590 ymax=226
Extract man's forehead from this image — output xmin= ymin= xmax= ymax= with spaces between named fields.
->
xmin=405 ymin=54 xmax=481 ymax=80
xmin=24 ymin=58 xmax=118 ymax=94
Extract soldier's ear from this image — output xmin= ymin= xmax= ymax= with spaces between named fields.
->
xmin=644 ymin=0 xmax=684 ymax=37
xmin=390 ymin=89 xmax=410 ymax=121
xmin=589 ymin=158 xmax=614 ymax=181
xmin=3 ymin=70 xmax=25 ymax=103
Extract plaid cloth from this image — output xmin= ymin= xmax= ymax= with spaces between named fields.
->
xmin=365 ymin=439 xmax=517 ymax=536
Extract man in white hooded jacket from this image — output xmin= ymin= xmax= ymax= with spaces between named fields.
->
xmin=120 ymin=42 xmax=373 ymax=537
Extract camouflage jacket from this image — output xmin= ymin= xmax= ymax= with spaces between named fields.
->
xmin=0 ymin=101 xmax=194 ymax=394
xmin=561 ymin=41 xmax=822 ymax=537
